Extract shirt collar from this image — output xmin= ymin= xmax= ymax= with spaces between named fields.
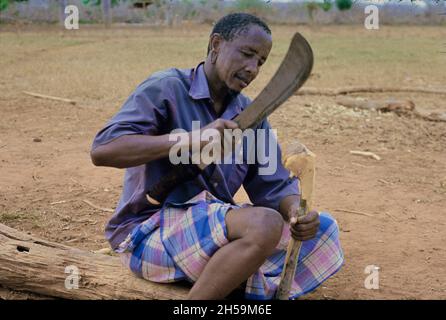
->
xmin=189 ymin=62 xmax=212 ymax=100
xmin=189 ymin=62 xmax=243 ymax=119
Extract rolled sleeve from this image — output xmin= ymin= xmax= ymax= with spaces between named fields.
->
xmin=243 ymin=120 xmax=300 ymax=211
xmin=92 ymin=78 xmax=168 ymax=150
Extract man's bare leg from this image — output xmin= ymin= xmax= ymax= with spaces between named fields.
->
xmin=187 ymin=207 xmax=284 ymax=299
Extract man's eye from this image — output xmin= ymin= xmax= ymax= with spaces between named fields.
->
xmin=241 ymin=51 xmax=254 ymax=57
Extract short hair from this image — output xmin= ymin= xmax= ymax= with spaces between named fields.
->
xmin=207 ymin=13 xmax=271 ymax=54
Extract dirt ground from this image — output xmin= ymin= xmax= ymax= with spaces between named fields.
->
xmin=0 ymin=23 xmax=445 ymax=300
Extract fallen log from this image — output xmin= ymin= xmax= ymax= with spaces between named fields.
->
xmin=0 ymin=223 xmax=188 ymax=299
xmin=335 ymin=96 xmax=446 ymax=122
xmin=296 ymin=86 xmax=446 ymax=96
xmin=335 ymin=96 xmax=415 ymax=114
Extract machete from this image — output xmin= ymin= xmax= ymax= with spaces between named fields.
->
xmin=147 ymin=32 xmax=314 ymax=205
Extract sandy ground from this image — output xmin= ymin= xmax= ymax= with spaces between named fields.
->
xmin=0 ymin=24 xmax=445 ymax=299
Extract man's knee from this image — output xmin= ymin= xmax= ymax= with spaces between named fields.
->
xmin=242 ymin=207 xmax=284 ymax=252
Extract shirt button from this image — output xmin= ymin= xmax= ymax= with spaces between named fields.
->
xmin=213 ymin=182 xmax=218 ymax=188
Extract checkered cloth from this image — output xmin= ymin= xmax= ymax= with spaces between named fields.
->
xmin=117 ymin=191 xmax=344 ymax=300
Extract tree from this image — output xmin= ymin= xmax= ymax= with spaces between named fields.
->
xmin=304 ymin=0 xmax=332 ymax=23
xmin=234 ymin=0 xmax=268 ymax=16
xmin=335 ymin=0 xmax=352 ymax=11
xmin=305 ymin=2 xmax=319 ymax=22
xmin=0 ymin=0 xmax=27 ymax=12
xmin=82 ymin=0 xmax=121 ymax=27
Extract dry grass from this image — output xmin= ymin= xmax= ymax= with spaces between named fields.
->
xmin=1 ymin=24 xmax=445 ymax=110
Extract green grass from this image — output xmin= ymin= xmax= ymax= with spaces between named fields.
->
xmin=0 ymin=212 xmax=24 ymax=222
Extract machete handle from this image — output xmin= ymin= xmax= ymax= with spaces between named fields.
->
xmin=146 ymin=163 xmax=202 ymax=205
xmin=275 ymin=199 xmax=307 ymax=299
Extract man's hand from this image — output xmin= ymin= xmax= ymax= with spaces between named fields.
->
xmin=289 ymin=207 xmax=320 ymax=241
xmin=201 ymin=118 xmax=239 ymax=135
xmin=193 ymin=119 xmax=240 ymax=160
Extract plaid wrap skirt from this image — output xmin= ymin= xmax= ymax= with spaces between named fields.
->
xmin=117 ymin=190 xmax=344 ymax=300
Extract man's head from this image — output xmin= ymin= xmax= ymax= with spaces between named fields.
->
xmin=206 ymin=13 xmax=272 ymax=93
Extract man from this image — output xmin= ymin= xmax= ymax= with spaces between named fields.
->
xmin=91 ymin=13 xmax=343 ymax=300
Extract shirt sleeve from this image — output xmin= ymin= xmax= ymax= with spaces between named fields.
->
xmin=242 ymin=119 xmax=300 ymax=211
xmin=92 ymin=77 xmax=169 ymax=150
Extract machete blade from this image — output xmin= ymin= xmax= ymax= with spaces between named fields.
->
xmin=234 ymin=32 xmax=313 ymax=130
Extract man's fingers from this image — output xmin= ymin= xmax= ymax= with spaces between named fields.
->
xmin=296 ymin=210 xmax=319 ymax=224
xmin=290 ymin=233 xmax=316 ymax=241
xmin=221 ymin=119 xmax=239 ymax=130
xmin=288 ymin=203 xmax=300 ymax=224
xmin=289 ymin=210 xmax=320 ymax=240
xmin=290 ymin=228 xmax=318 ymax=241
xmin=291 ymin=218 xmax=319 ymax=231
xmin=290 ymin=227 xmax=318 ymax=238
xmin=291 ymin=230 xmax=318 ymax=240
xmin=288 ymin=206 xmax=320 ymax=240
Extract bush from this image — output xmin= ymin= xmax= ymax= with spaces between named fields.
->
xmin=234 ymin=0 xmax=268 ymax=14
xmin=335 ymin=0 xmax=352 ymax=11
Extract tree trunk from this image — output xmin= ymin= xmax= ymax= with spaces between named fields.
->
xmin=59 ymin=0 xmax=68 ymax=28
xmin=0 ymin=223 xmax=188 ymax=299
xmin=165 ymin=0 xmax=174 ymax=27
xmin=102 ymin=0 xmax=112 ymax=28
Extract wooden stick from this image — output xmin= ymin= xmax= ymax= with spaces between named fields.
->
xmin=23 ymin=91 xmax=76 ymax=105
xmin=385 ymin=212 xmax=398 ymax=221
xmin=350 ymin=150 xmax=381 ymax=161
xmin=335 ymin=96 xmax=415 ymax=112
xmin=276 ymin=142 xmax=315 ymax=300
xmin=351 ymin=161 xmax=374 ymax=168
xmin=50 ymin=200 xmax=73 ymax=205
xmin=82 ymin=199 xmax=114 ymax=213
xmin=296 ymin=86 xmax=446 ymax=96
xmin=333 ymin=208 xmax=375 ymax=217
xmin=276 ymin=200 xmax=307 ymax=300
xmin=335 ymin=96 xmax=446 ymax=122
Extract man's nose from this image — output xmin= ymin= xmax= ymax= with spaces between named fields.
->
xmin=244 ymin=58 xmax=259 ymax=76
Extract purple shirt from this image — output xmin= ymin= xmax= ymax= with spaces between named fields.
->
xmin=92 ymin=63 xmax=299 ymax=250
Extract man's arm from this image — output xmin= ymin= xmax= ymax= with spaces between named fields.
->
xmin=91 ymin=134 xmax=179 ymax=169
xmin=91 ymin=119 xmax=238 ymax=169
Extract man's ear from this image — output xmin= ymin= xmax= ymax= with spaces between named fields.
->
xmin=209 ymin=33 xmax=223 ymax=53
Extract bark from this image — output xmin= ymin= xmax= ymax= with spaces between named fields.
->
xmin=0 ymin=223 xmax=188 ymax=299
xmin=335 ymin=96 xmax=415 ymax=113
xmin=335 ymin=96 xmax=446 ymax=122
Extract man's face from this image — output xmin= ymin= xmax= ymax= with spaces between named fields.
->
xmin=214 ymin=25 xmax=272 ymax=92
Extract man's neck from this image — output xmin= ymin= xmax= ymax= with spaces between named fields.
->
xmin=203 ymin=61 xmax=230 ymax=112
